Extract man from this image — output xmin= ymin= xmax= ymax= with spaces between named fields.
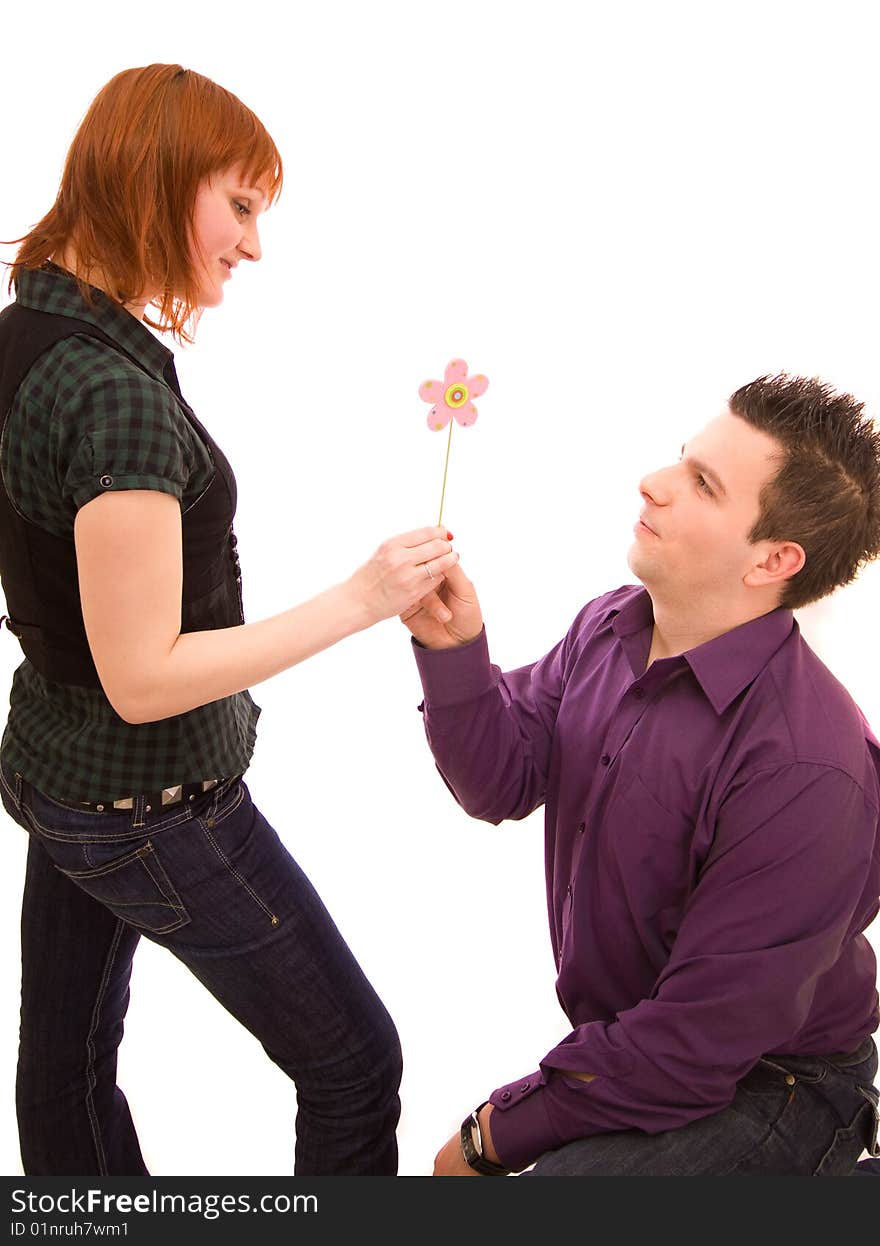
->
xmin=402 ymin=374 xmax=880 ymax=1176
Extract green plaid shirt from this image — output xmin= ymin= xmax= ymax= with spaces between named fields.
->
xmin=0 ymin=266 xmax=260 ymax=801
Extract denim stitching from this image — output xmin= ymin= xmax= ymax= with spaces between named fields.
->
xmin=0 ymin=765 xmax=22 ymax=812
xmin=13 ymin=775 xmax=242 ymax=841
xmin=18 ymin=798 xmax=193 ymax=844
xmin=84 ymin=919 xmax=127 ymax=1176
xmin=758 ymin=1055 xmax=826 ymax=1085
xmin=857 ymin=1086 xmax=880 ymax=1155
xmin=723 ymin=1084 xmax=799 ymax=1174
xmin=198 ymin=814 xmax=278 ymax=927
xmin=813 ymin=1101 xmax=877 ymax=1174
xmin=61 ymin=842 xmax=190 ymax=935
xmin=206 ymin=782 xmax=245 ymax=826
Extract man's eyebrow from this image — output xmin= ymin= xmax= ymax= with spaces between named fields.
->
xmin=680 ymin=444 xmax=727 ymax=496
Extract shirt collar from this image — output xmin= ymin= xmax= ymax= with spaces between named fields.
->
xmin=15 ymin=264 xmax=175 ymax=384
xmin=610 ymin=585 xmax=796 ymax=714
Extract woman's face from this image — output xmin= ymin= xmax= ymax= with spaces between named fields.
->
xmin=190 ymin=166 xmax=269 ymax=307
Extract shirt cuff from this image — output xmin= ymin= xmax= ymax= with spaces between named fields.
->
xmin=411 ymin=627 xmax=496 ymax=708
xmin=488 ymin=1071 xmax=562 ymax=1172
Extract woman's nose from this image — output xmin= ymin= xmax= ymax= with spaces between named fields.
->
xmin=238 ymin=224 xmax=262 ymax=263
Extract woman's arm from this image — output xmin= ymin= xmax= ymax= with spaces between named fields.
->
xmin=75 ymin=489 xmax=456 ymax=724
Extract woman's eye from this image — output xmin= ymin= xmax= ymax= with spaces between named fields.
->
xmin=233 ymin=200 xmax=251 ymax=217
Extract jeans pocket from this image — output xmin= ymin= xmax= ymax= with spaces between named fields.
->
xmin=814 ymin=1098 xmax=880 ymax=1174
xmin=57 ymin=839 xmax=191 ymax=935
xmin=856 ymin=1085 xmax=880 ymax=1157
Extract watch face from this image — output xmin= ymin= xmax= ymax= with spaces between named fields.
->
xmin=461 ymin=1106 xmax=509 ymax=1175
xmin=460 ymin=1115 xmax=481 ymax=1168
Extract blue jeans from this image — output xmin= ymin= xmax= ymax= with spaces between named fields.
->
xmin=0 ymin=765 xmax=402 ymax=1176
xmin=525 ymin=1042 xmax=880 ymax=1175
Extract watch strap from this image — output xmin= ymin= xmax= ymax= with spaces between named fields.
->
xmin=460 ymin=1101 xmax=510 ymax=1176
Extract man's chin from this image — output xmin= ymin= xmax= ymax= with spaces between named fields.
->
xmin=626 ymin=544 xmax=647 ymax=580
xmin=626 ymin=547 xmax=659 ymax=592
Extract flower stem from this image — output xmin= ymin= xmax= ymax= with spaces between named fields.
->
xmin=438 ymin=419 xmax=454 ymax=527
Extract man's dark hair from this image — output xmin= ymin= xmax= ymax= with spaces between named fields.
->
xmin=729 ymin=373 xmax=880 ymax=610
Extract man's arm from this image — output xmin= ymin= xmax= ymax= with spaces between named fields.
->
xmin=402 ymin=563 xmax=572 ymax=823
xmin=478 ymin=763 xmax=878 ymax=1172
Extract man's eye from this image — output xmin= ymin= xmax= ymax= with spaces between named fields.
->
xmin=696 ymin=474 xmax=713 ymax=495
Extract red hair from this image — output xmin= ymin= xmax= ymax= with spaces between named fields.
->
xmin=7 ymin=64 xmax=283 ymax=341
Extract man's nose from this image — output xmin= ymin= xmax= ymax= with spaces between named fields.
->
xmin=638 ymin=466 xmax=674 ymax=506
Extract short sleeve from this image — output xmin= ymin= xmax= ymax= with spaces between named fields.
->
xmin=61 ymin=362 xmax=192 ymax=511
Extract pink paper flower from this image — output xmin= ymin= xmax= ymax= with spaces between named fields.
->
xmin=419 ymin=359 xmax=489 ymax=431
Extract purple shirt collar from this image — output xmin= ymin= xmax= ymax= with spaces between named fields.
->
xmin=610 ymin=587 xmax=796 ymax=715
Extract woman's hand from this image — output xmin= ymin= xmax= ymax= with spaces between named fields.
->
xmin=399 ymin=561 xmax=483 ymax=650
xmin=346 ymin=525 xmax=460 ymax=625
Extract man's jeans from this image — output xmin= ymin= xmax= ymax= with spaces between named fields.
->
xmin=0 ymin=766 xmax=402 ymax=1176
xmin=526 ymin=1041 xmax=880 ymax=1175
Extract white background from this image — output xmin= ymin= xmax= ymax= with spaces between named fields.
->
xmin=1 ymin=0 xmax=878 ymax=1176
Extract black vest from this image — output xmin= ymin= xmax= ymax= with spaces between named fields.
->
xmin=0 ymin=302 xmax=244 ymax=690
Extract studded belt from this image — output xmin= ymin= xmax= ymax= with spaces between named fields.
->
xmin=75 ymin=778 xmax=221 ymax=814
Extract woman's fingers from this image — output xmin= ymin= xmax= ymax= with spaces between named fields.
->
xmin=416 ymin=548 xmax=459 ymax=584
xmin=386 ymin=524 xmax=451 ymax=549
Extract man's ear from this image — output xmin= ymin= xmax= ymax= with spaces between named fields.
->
xmin=743 ymin=541 xmax=806 ymax=590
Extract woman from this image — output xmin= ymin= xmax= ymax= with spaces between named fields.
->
xmin=0 ymin=63 xmax=457 ymax=1176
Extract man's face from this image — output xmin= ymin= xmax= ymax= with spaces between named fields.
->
xmin=627 ymin=409 xmax=785 ymax=604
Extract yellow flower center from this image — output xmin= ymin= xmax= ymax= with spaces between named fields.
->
xmin=445 ymin=382 xmax=469 ymax=409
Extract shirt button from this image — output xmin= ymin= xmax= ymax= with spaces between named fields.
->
xmin=577 ymin=821 xmax=585 ymax=834
xmin=99 ymin=474 xmax=113 ymax=488
xmin=600 ymin=754 xmax=611 ymax=766
xmin=501 ymin=1090 xmax=511 ymax=1101
xmin=633 ymin=687 xmax=645 ymax=700
xmin=520 ymin=1081 xmax=531 ymax=1092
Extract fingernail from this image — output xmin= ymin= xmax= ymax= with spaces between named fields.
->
xmin=446 ymin=531 xmax=454 ymax=540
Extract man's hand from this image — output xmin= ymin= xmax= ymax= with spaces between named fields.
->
xmin=433 ymin=1103 xmax=501 ymax=1176
xmin=400 ymin=561 xmax=484 ymax=650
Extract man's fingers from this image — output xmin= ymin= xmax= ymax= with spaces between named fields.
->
xmin=403 ymin=590 xmax=452 ymax=624
xmin=438 ymin=559 xmax=473 ymax=595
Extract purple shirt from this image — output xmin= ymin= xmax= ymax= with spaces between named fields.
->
xmin=413 ymin=585 xmax=880 ymax=1171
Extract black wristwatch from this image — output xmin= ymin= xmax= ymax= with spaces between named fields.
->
xmin=460 ymin=1102 xmax=510 ymax=1176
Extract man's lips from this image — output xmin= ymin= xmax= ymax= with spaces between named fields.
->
xmin=636 ymin=515 xmax=659 ymax=536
